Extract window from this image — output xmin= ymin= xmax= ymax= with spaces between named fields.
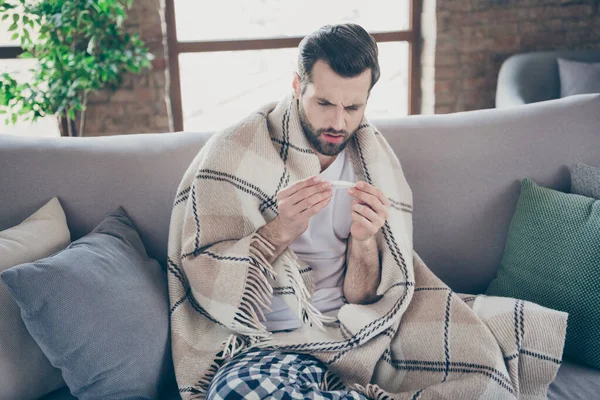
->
xmin=166 ymin=0 xmax=422 ymax=132
xmin=0 ymin=9 xmax=60 ymax=137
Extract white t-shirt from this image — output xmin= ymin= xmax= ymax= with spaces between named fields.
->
xmin=263 ymin=150 xmax=356 ymax=331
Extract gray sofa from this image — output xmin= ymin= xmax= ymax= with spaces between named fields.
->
xmin=1 ymin=94 xmax=599 ymax=399
xmin=496 ymin=49 xmax=600 ymax=108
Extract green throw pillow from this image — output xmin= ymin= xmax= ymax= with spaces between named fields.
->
xmin=486 ymin=178 xmax=600 ymax=369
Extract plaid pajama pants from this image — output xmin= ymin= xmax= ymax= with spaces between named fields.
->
xmin=206 ymin=348 xmax=368 ymax=399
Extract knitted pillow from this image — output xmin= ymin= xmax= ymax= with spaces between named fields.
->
xmin=486 ymin=178 xmax=600 ymax=368
xmin=570 ymin=163 xmax=600 ymax=199
xmin=1 ymin=207 xmax=174 ymax=400
xmin=0 ymin=198 xmax=69 ymax=400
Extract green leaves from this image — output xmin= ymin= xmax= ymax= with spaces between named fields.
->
xmin=0 ymin=0 xmax=153 ymax=133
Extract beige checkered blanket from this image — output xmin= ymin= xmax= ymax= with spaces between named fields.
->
xmin=167 ymin=93 xmax=567 ymax=399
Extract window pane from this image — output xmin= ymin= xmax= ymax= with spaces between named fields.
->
xmin=179 ymin=42 xmax=408 ymax=132
xmin=175 ymin=0 xmax=410 ymax=42
xmin=179 ymin=48 xmax=297 ymax=132
xmin=0 ymin=59 xmax=60 ymax=137
xmin=367 ymin=42 xmax=409 ymax=119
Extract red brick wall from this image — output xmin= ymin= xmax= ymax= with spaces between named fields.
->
xmin=83 ymin=0 xmax=170 ymax=136
xmin=434 ymin=0 xmax=600 ymax=113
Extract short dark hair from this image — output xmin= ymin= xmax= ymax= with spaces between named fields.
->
xmin=297 ymin=23 xmax=380 ymax=93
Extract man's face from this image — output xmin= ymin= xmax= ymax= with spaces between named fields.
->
xmin=294 ymin=60 xmax=371 ymax=156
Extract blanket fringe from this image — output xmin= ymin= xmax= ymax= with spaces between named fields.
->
xmin=231 ymin=233 xmax=277 ymax=335
xmin=321 ymin=369 xmax=346 ymax=391
xmin=290 ymin=250 xmax=316 ymax=295
xmin=283 ymin=256 xmax=338 ymax=331
xmin=190 ymin=334 xmax=249 ymax=398
xmin=249 ymin=233 xmax=277 ymax=281
xmin=222 ymin=334 xmax=248 ymax=361
xmin=191 ymin=354 xmax=225 ymax=398
xmin=353 ymin=383 xmax=396 ymax=400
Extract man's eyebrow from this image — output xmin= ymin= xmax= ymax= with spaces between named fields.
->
xmin=316 ymin=97 xmax=334 ymax=105
xmin=316 ymin=97 xmax=364 ymax=108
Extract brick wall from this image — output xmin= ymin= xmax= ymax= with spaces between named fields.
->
xmin=433 ymin=0 xmax=600 ymax=113
xmin=83 ymin=0 xmax=170 ymax=136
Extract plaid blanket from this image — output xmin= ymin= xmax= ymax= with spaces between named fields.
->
xmin=167 ymin=93 xmax=567 ymax=399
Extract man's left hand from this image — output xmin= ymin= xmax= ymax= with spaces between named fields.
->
xmin=348 ymin=181 xmax=390 ymax=242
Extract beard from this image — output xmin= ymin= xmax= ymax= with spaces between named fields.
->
xmin=298 ymin=101 xmax=355 ymax=157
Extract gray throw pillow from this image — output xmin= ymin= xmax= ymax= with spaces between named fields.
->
xmin=1 ymin=207 xmax=174 ymax=400
xmin=570 ymin=163 xmax=600 ymax=199
xmin=557 ymin=58 xmax=600 ymax=98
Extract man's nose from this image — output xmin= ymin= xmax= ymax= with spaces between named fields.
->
xmin=330 ymin=107 xmax=345 ymax=132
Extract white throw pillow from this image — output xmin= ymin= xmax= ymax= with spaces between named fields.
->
xmin=0 ymin=197 xmax=70 ymax=400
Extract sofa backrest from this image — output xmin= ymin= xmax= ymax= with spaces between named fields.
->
xmin=496 ymin=49 xmax=600 ymax=107
xmin=1 ymin=94 xmax=599 ymax=294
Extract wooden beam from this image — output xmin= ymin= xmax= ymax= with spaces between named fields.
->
xmin=409 ymin=0 xmax=423 ymax=115
xmin=176 ymin=31 xmax=414 ymax=53
xmin=0 ymin=46 xmax=23 ymax=59
xmin=165 ymin=0 xmax=184 ymax=132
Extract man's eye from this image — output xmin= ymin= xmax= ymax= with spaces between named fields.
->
xmin=346 ymin=107 xmax=358 ymax=112
xmin=318 ymin=102 xmax=330 ymax=106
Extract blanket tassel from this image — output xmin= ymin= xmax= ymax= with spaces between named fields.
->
xmin=188 ymin=334 xmax=249 ymax=399
xmin=284 ymin=260 xmax=337 ymax=331
xmin=321 ymin=369 xmax=346 ymax=391
xmin=353 ymin=383 xmax=396 ymax=400
xmin=231 ymin=233 xmax=278 ymax=335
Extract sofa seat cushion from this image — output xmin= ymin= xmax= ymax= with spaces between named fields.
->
xmin=548 ymin=359 xmax=600 ymax=399
xmin=40 ymin=383 xmax=182 ymax=400
xmin=39 ymin=358 xmax=599 ymax=400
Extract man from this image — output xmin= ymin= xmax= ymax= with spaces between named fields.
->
xmin=255 ymin=25 xmax=390 ymax=329
xmin=215 ymin=23 xmax=390 ymax=397
xmin=167 ymin=23 xmax=567 ymax=400
xmin=169 ymin=23 xmax=389 ymax=399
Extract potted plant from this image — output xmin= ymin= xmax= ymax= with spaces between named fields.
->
xmin=0 ymin=0 xmax=153 ymax=136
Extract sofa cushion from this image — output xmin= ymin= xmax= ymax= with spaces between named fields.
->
xmin=40 ymin=381 xmax=183 ymax=400
xmin=1 ymin=207 xmax=174 ymax=400
xmin=0 ymin=197 xmax=69 ymax=400
xmin=548 ymin=358 xmax=600 ymax=399
xmin=486 ymin=178 xmax=600 ymax=369
xmin=570 ymin=163 xmax=600 ymax=199
xmin=558 ymin=58 xmax=600 ymax=97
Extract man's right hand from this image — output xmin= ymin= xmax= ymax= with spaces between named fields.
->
xmin=255 ymin=176 xmax=333 ymax=263
xmin=275 ymin=175 xmax=333 ymax=242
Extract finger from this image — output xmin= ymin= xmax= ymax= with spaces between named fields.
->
xmin=353 ymin=182 xmax=391 ymax=208
xmin=350 ymin=188 xmax=388 ymax=218
xmin=352 ymin=202 xmax=382 ymax=225
xmin=293 ymin=189 xmax=333 ymax=214
xmin=277 ymin=175 xmax=323 ymax=200
xmin=288 ymin=180 xmax=331 ymax=206
xmin=351 ymin=212 xmax=377 ymax=234
xmin=300 ymin=195 xmax=332 ymax=218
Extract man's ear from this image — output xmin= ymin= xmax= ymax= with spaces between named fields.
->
xmin=292 ymin=73 xmax=301 ymax=99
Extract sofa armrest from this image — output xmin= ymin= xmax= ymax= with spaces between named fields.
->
xmin=495 ymin=53 xmax=560 ymax=108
